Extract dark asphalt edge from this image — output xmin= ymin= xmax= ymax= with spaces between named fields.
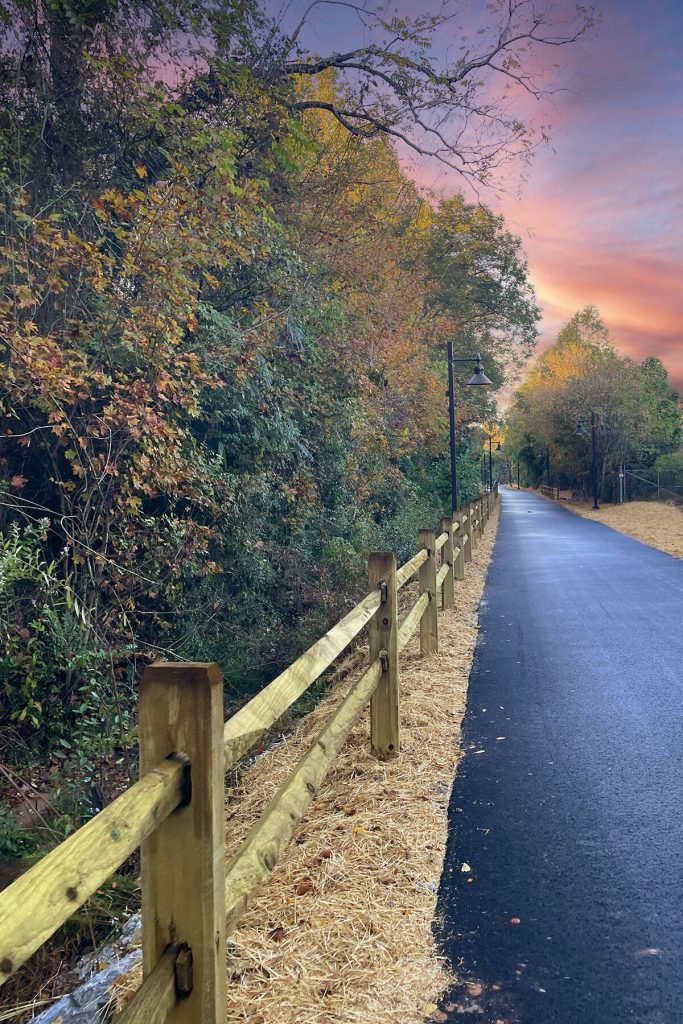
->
xmin=431 ymin=506 xmax=505 ymax=1017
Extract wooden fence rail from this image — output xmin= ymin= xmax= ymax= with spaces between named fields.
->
xmin=0 ymin=485 xmax=499 ymax=1023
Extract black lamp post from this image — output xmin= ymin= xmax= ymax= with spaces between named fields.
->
xmin=486 ymin=436 xmax=502 ymax=492
xmin=576 ymin=412 xmax=599 ymax=510
xmin=447 ymin=344 xmax=492 ymax=513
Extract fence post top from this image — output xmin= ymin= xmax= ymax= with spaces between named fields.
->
xmin=145 ymin=663 xmax=223 ymax=686
xmin=368 ymin=551 xmax=397 ymax=566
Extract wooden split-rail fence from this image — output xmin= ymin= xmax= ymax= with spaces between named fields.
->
xmin=0 ymin=486 xmax=499 ymax=1023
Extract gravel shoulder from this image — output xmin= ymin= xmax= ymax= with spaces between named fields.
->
xmin=568 ymin=499 xmax=683 ymax=558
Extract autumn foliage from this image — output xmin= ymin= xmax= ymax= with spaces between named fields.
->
xmin=0 ymin=3 xmax=541 ymax=785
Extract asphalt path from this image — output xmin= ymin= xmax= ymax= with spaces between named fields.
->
xmin=436 ymin=486 xmax=683 ymax=1024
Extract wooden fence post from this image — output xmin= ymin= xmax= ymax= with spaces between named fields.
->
xmin=462 ymin=505 xmax=472 ymax=563
xmin=368 ymin=553 xmax=400 ymax=759
xmin=418 ymin=528 xmax=438 ymax=655
xmin=453 ymin=514 xmax=465 ymax=582
xmin=139 ymin=663 xmax=226 ymax=1024
xmin=440 ymin=516 xmax=455 ymax=609
xmin=469 ymin=504 xmax=478 ymax=551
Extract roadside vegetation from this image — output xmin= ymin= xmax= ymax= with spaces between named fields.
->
xmin=505 ymin=307 xmax=682 ymax=501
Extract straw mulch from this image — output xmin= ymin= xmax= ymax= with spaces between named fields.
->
xmin=116 ymin=509 xmax=500 ymax=1023
xmin=570 ymin=500 xmax=683 ymax=559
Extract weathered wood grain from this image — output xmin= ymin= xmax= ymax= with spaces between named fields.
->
xmin=435 ymin=561 xmax=450 ymax=590
xmin=0 ymin=759 xmax=184 ymax=987
xmin=368 ymin=552 xmax=400 ymax=759
xmin=396 ymin=548 xmax=429 ymax=590
xmin=113 ymin=944 xmax=178 ymax=1024
xmin=397 ymin=592 xmax=430 ymax=651
xmin=440 ymin=517 xmax=455 ymax=609
xmin=418 ymin=529 xmax=438 ymax=655
xmin=140 ymin=663 xmax=225 ymax=1024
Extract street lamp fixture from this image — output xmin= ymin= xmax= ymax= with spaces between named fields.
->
xmin=576 ymin=412 xmax=599 ymax=510
xmin=447 ymin=343 xmax=492 ymax=513
xmin=468 ymin=355 xmax=493 ymax=387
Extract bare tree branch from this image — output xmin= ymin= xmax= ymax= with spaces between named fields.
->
xmin=272 ymin=0 xmax=599 ymax=186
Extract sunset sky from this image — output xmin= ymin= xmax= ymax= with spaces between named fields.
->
xmin=277 ymin=0 xmax=683 ymax=391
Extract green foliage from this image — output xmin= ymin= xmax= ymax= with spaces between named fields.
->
xmin=0 ymin=521 xmax=71 ymax=728
xmin=0 ymin=801 xmax=38 ymax=860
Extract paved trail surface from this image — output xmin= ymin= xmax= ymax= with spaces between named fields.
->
xmin=437 ymin=487 xmax=683 ymax=1024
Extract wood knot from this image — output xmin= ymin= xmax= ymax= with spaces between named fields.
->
xmin=1 ymin=958 xmax=12 ymax=975
xmin=66 ymin=886 xmax=78 ymax=901
xmin=262 ymin=850 xmax=276 ymax=871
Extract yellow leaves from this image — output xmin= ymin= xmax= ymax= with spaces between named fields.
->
xmin=14 ymin=284 xmax=34 ymax=309
xmin=135 ymin=164 xmax=148 ymax=179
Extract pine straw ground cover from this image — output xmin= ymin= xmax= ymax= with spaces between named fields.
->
xmin=569 ymin=500 xmax=683 ymax=559
xmin=116 ymin=507 xmax=500 ymax=1023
